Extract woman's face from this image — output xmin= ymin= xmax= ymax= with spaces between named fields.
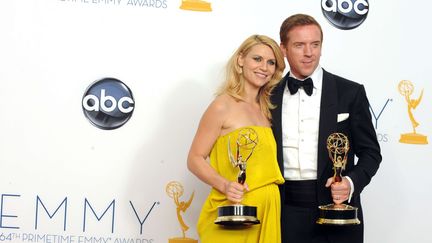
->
xmin=238 ymin=44 xmax=276 ymax=89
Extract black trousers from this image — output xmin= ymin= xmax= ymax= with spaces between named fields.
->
xmin=282 ymin=204 xmax=329 ymax=243
xmin=281 ymin=180 xmax=363 ymax=243
xmin=282 ymin=180 xmax=329 ymax=243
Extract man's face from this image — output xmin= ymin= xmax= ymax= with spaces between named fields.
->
xmin=280 ymin=24 xmax=322 ymax=79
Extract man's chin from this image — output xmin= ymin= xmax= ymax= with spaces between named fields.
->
xmin=300 ymin=67 xmax=316 ymax=78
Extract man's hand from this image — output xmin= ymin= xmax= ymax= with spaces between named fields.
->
xmin=325 ymin=177 xmax=351 ymax=205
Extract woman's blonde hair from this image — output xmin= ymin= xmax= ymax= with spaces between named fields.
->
xmin=217 ymin=34 xmax=285 ymax=120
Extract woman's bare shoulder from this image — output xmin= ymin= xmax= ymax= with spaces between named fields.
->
xmin=208 ymin=93 xmax=236 ymax=114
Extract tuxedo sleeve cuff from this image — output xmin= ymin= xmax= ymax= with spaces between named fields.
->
xmin=345 ymin=176 xmax=354 ymax=203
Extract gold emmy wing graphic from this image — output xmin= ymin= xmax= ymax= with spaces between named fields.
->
xmin=166 ymin=181 xmax=197 ymax=243
xmin=180 ymin=0 xmax=212 ymax=12
xmin=398 ymin=80 xmax=428 ymax=144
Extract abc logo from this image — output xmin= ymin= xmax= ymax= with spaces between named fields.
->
xmin=82 ymin=78 xmax=135 ymax=130
xmin=321 ymin=0 xmax=369 ymax=30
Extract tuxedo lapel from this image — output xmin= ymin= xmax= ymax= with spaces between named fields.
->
xmin=317 ymin=70 xmax=338 ymax=179
xmin=271 ymin=73 xmax=289 ymax=173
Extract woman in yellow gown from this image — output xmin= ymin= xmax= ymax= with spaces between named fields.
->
xmin=187 ymin=34 xmax=285 ymax=243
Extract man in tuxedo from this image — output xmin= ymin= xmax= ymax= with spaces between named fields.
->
xmin=270 ymin=14 xmax=382 ymax=243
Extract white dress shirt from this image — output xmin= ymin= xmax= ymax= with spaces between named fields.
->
xmin=281 ymin=67 xmax=322 ymax=180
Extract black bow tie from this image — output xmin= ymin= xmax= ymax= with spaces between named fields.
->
xmin=287 ymin=76 xmax=314 ymax=96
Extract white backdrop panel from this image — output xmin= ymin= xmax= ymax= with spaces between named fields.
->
xmin=0 ymin=0 xmax=430 ymax=242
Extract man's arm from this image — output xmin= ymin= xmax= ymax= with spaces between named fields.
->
xmin=345 ymin=85 xmax=382 ymax=198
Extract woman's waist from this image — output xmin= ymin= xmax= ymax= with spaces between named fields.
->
xmin=208 ymin=178 xmax=283 ymax=201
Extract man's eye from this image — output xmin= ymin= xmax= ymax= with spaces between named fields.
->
xmin=294 ymin=43 xmax=303 ymax=48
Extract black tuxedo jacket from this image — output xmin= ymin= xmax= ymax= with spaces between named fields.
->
xmin=271 ymin=69 xmax=382 ymax=241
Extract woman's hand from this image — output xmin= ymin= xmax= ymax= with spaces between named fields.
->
xmin=224 ymin=181 xmax=249 ymax=204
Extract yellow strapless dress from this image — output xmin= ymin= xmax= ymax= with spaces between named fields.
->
xmin=197 ymin=126 xmax=285 ymax=243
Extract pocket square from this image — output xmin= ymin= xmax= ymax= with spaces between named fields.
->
xmin=337 ymin=113 xmax=349 ymax=122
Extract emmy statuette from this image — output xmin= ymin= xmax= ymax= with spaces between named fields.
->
xmin=214 ymin=128 xmax=260 ymax=226
xmin=316 ymin=133 xmax=361 ymax=225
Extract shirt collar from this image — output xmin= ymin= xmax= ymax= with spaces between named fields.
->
xmin=287 ymin=65 xmax=323 ymax=93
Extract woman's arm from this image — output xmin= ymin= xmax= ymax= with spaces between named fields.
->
xmin=187 ymin=97 xmax=246 ymax=203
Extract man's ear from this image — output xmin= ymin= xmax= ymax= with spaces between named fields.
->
xmin=279 ymin=43 xmax=287 ymax=57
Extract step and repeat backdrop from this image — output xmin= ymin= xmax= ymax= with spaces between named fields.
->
xmin=0 ymin=0 xmax=430 ymax=242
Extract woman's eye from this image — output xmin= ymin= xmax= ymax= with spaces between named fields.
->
xmin=253 ymin=56 xmax=262 ymax=62
xmin=268 ymin=60 xmax=276 ymax=66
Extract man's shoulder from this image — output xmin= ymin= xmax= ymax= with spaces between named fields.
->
xmin=323 ymin=69 xmax=362 ymax=89
xmin=270 ymin=74 xmax=288 ymax=97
